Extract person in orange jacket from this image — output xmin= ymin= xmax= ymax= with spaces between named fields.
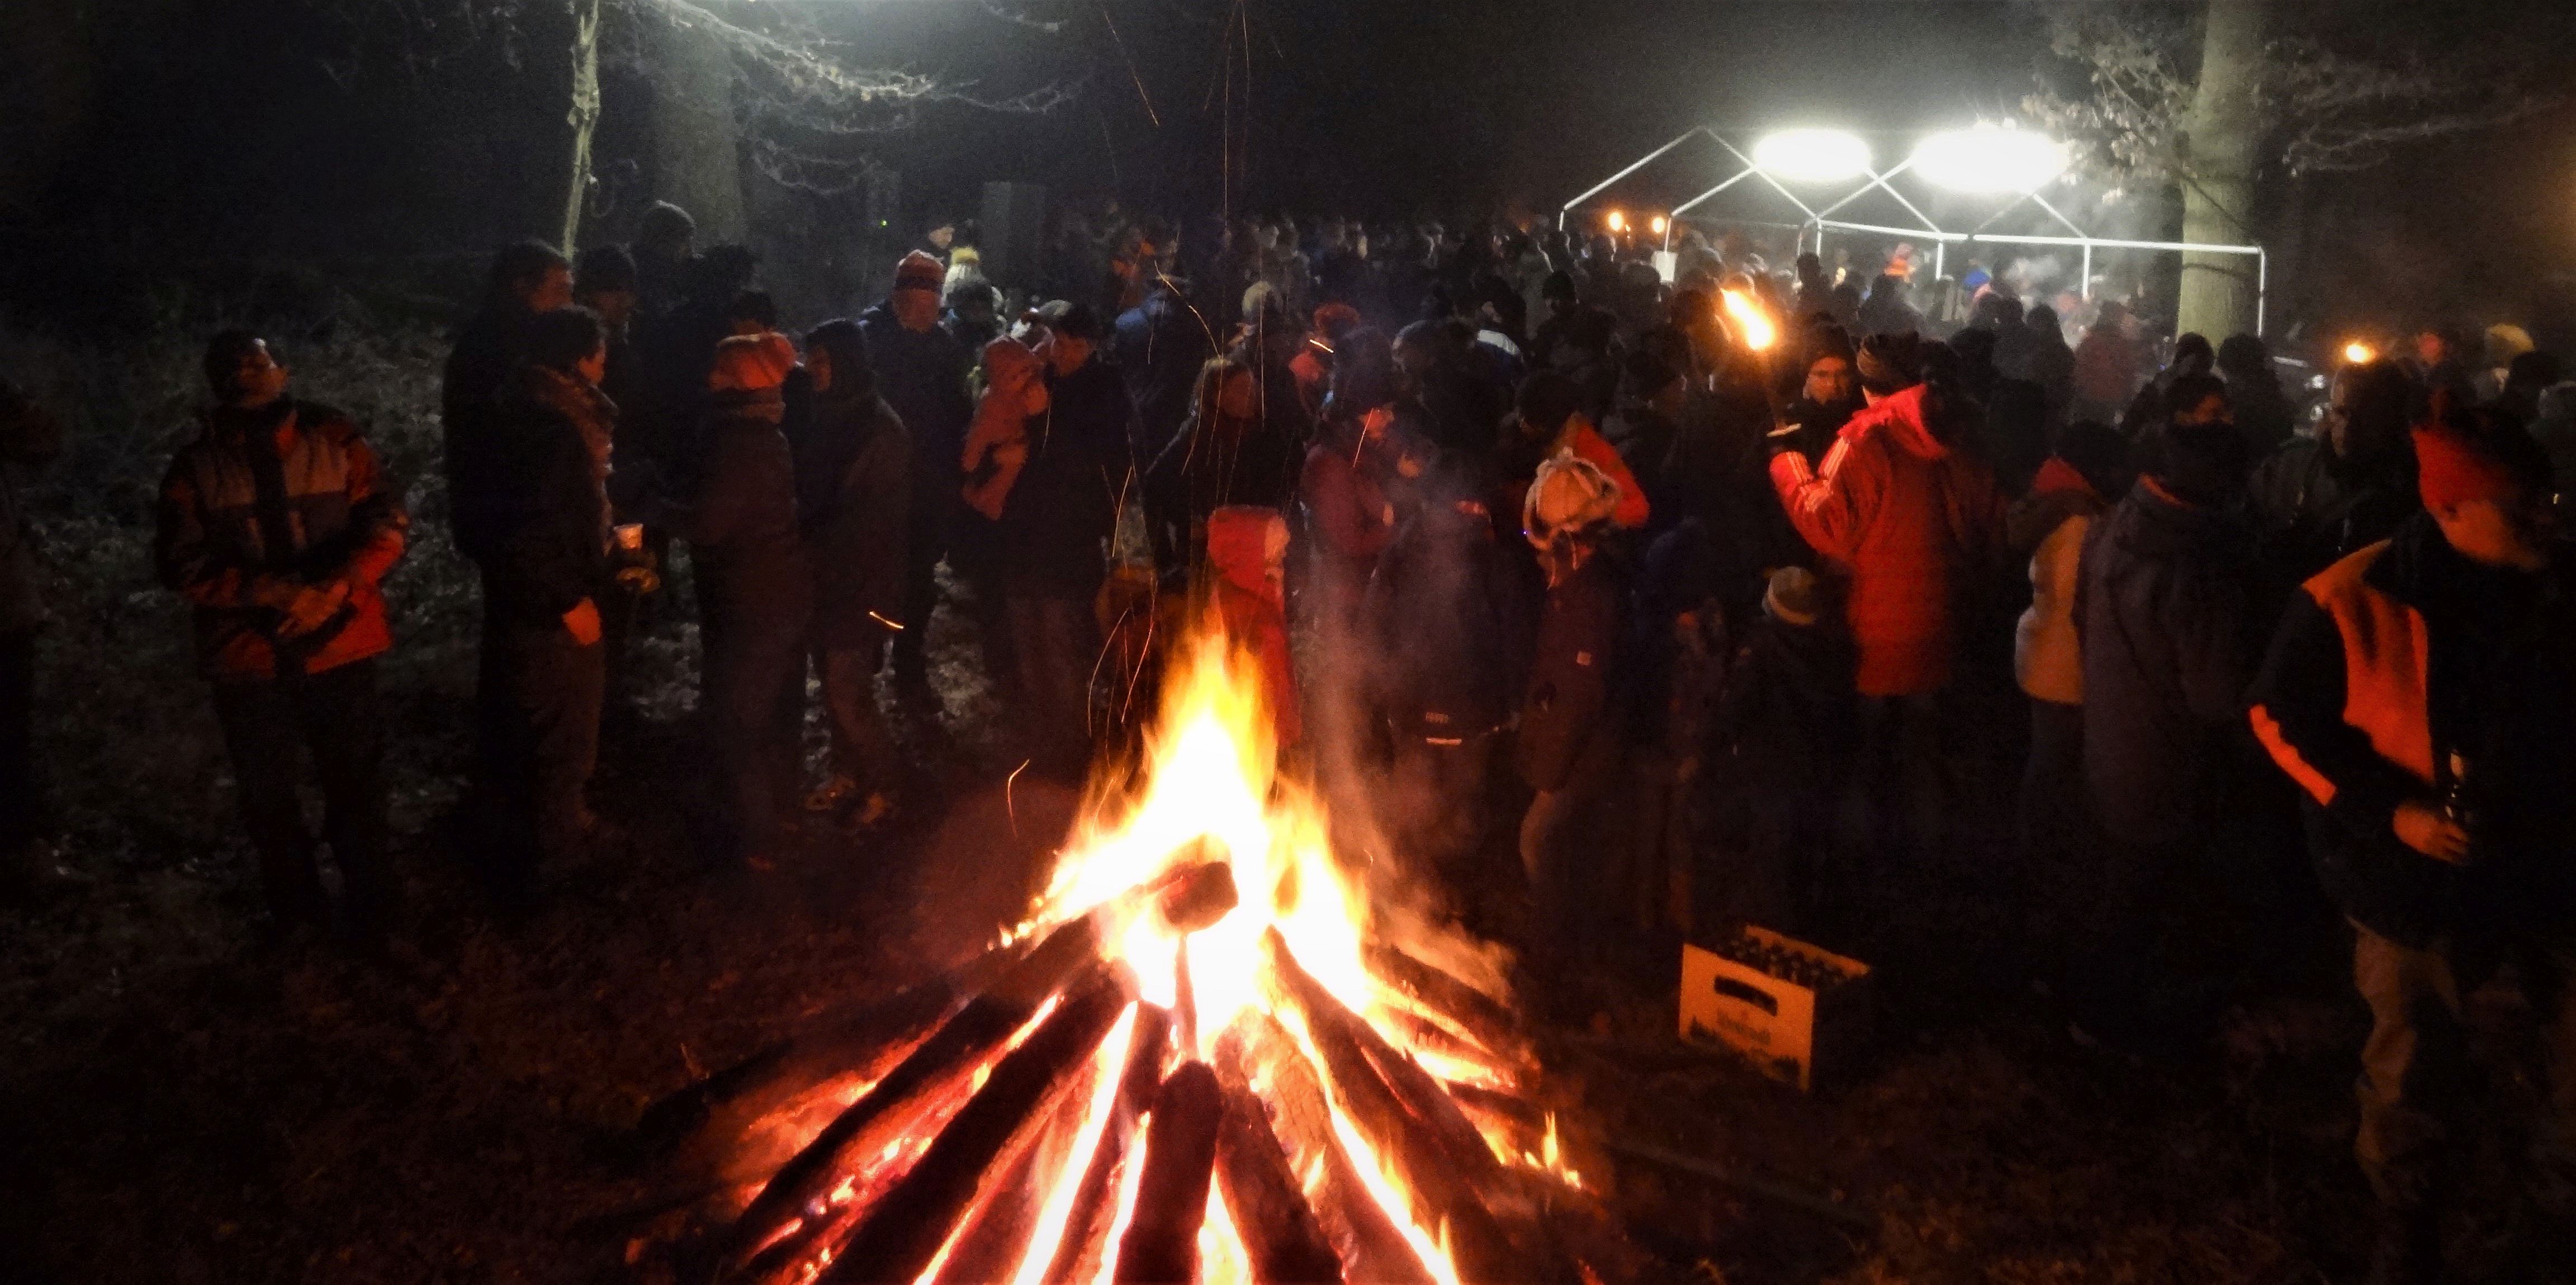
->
xmin=155 ymin=331 xmax=409 ymax=942
xmin=2249 ymin=407 xmax=2576 ymax=1283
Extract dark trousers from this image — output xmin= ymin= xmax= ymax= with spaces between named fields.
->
xmin=1850 ymin=691 xmax=1945 ymax=866
xmin=2016 ymin=698 xmax=2086 ymax=942
xmin=816 ymin=636 xmax=897 ymax=792
xmin=705 ymin=603 xmax=807 ymax=860
xmin=891 ymin=506 xmax=947 ymax=688
xmin=1004 ymin=591 xmax=1098 ymax=779
xmin=1520 ymin=727 xmax=1625 ymax=970
xmin=209 ymin=659 xmax=390 ymax=932
xmin=0 ymin=629 xmax=41 ymax=853
xmin=2352 ymin=924 xmax=2576 ymax=1225
xmin=479 ymin=621 xmax=604 ymax=898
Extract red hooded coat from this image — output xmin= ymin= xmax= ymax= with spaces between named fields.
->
xmin=1205 ymin=506 xmax=1301 ymax=745
xmin=1769 ymin=385 xmax=2004 ymax=696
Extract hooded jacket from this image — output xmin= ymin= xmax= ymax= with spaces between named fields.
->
xmin=666 ymin=394 xmax=809 ymax=631
xmin=1366 ymin=476 xmax=1533 ymax=742
xmin=2009 ymin=457 xmax=2105 ymax=704
xmin=2074 ymin=477 xmax=2255 ymax=846
xmin=1001 ymin=355 xmax=1134 ymax=597
xmin=479 ymin=367 xmax=617 ymax=631
xmin=1769 ymin=384 xmax=2005 ymax=696
xmin=2251 ymin=515 xmax=2576 ymax=946
xmin=155 ymin=401 xmax=409 ymax=679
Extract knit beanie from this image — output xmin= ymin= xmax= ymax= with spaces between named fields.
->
xmin=709 ymin=332 xmax=797 ymax=393
xmin=1855 ymin=331 xmax=1924 ymax=395
xmin=1523 ymin=452 xmax=1623 ymax=547
xmin=1763 ymin=565 xmax=1820 ymax=628
xmin=894 ymin=250 xmax=946 ymax=294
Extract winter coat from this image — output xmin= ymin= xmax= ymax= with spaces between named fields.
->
xmin=791 ymin=391 xmax=911 ymax=649
xmin=2246 ymin=437 xmax=2421 ymax=600
xmin=441 ymin=306 xmax=531 ymax=561
xmin=1206 ymin=508 xmax=1300 ymax=745
xmin=1298 ymin=430 xmax=1401 ymax=630
xmin=477 ymin=368 xmax=617 ymax=633
xmin=2009 ymin=458 xmax=2105 ymax=705
xmin=858 ymin=303 xmax=975 ymax=533
xmin=1712 ymin=611 xmax=1857 ymax=794
xmin=1114 ymin=295 xmax=1213 ymax=463
xmin=1000 ymin=357 xmax=1134 ymax=598
xmin=1518 ymin=552 xmax=1627 ymax=792
xmin=0 ymin=378 xmax=62 ymax=634
xmin=154 ymin=401 xmax=409 ymax=680
xmin=1769 ymin=385 xmax=2006 ymax=696
xmin=2251 ymin=515 xmax=2576 ymax=946
xmin=1366 ymin=495 xmax=1534 ymax=743
xmin=2074 ymin=477 xmax=2254 ymax=846
xmin=666 ymin=398 xmax=811 ymax=637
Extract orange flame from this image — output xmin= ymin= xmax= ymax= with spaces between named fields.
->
xmin=1722 ymin=288 xmax=1777 ymax=352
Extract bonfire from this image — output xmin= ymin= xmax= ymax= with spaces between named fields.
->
xmin=631 ymin=630 xmax=1625 ymax=1283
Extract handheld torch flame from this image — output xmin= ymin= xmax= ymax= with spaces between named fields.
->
xmin=2342 ymin=340 xmax=2376 ymax=365
xmin=1722 ymin=288 xmax=1777 ymax=352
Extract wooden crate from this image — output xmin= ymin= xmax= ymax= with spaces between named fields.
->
xmin=1679 ymin=927 xmax=1872 ymax=1091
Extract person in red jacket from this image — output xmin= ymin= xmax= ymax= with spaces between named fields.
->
xmin=155 ymin=332 xmax=409 ymax=943
xmin=1204 ymin=506 xmax=1300 ymax=747
xmin=1769 ymin=335 xmax=2004 ymax=861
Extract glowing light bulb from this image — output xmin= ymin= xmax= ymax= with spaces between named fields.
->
xmin=1650 ymin=214 xmax=1669 ymax=235
xmin=1604 ymin=210 xmax=1627 ymax=234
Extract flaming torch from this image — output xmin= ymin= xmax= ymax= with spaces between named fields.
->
xmin=1720 ymin=288 xmax=1777 ymax=353
xmin=2341 ymin=340 xmax=2376 ymax=366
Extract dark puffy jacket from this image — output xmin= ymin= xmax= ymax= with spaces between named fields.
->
xmin=858 ymin=304 xmax=974 ymax=505
xmin=1000 ymin=357 xmax=1133 ymax=598
xmin=1366 ymin=486 xmax=1533 ymax=742
xmin=154 ymin=401 xmax=409 ymax=679
xmin=1518 ymin=554 xmax=1628 ymax=793
xmin=479 ymin=369 xmax=615 ymax=630
xmin=2074 ymin=478 xmax=2255 ymax=845
xmin=791 ymin=392 xmax=910 ymax=648
xmin=666 ymin=401 xmax=810 ymax=632
xmin=1115 ymin=295 xmax=1213 ymax=463
xmin=2246 ymin=437 xmax=2420 ymax=598
xmin=440 ymin=307 xmax=529 ymax=560
xmin=2251 ymin=515 xmax=2576 ymax=946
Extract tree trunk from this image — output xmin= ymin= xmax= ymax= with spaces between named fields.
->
xmin=560 ymin=0 xmax=603 ymax=252
xmin=2178 ymin=0 xmax=2265 ymax=339
xmin=646 ymin=1 xmax=747 ymax=242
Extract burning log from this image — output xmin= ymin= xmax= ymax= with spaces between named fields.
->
xmin=629 ymin=975 xmax=970 ymax=1168
xmin=1259 ymin=929 xmax=1526 ymax=1284
xmin=722 ymin=863 xmax=1228 ymax=1273
xmin=1219 ymin=1015 xmax=1433 ymax=1285
xmin=1365 ymin=943 xmax=1532 ymax=1066
xmin=1214 ymin=1084 xmax=1344 ymax=1285
xmin=929 ymin=1060 xmax=1100 ymax=1285
xmin=818 ymin=965 xmax=1139 ymax=1283
xmin=1112 ymin=1061 xmax=1224 ymax=1283
xmin=1038 ymin=1003 xmax=1173 ymax=1282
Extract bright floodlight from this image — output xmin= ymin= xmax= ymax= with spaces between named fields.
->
xmin=1910 ymin=125 xmax=2068 ymax=193
xmin=1751 ymin=129 xmax=1873 ymax=184
xmin=1605 ymin=209 xmax=1627 ymax=233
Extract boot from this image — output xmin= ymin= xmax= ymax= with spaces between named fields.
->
xmin=2365 ymin=1205 xmax=2440 ymax=1285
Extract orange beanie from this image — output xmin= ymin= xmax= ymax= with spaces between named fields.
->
xmin=2414 ymin=420 xmax=2523 ymax=510
xmin=709 ymin=333 xmax=797 ymax=393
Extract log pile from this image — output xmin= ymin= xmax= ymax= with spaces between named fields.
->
xmin=621 ymin=856 xmax=1626 ymax=1284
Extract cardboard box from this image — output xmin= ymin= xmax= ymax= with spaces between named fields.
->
xmin=1679 ymin=927 xmax=1872 ymax=1091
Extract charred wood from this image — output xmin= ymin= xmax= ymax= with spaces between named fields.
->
xmin=1259 ymin=930 xmax=1524 ymax=1284
xmin=819 ymin=965 xmax=1138 ymax=1283
xmin=1363 ymin=944 xmax=1532 ymax=1066
xmin=1111 ymin=1061 xmax=1223 ymax=1283
xmin=1218 ymin=1014 xmax=1433 ymax=1285
xmin=1214 ymin=1084 xmax=1344 ymax=1285
xmin=721 ymin=907 xmax=1115 ymax=1272
xmin=1038 ymin=1004 xmax=1173 ymax=1283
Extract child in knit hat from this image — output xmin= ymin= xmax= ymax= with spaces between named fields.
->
xmin=1701 ymin=565 xmax=1857 ymax=933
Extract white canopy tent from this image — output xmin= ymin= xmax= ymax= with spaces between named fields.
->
xmin=1559 ymin=126 xmax=2268 ymax=334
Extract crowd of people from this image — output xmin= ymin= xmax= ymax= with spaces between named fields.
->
xmin=4 ymin=196 xmax=2576 ymax=1281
